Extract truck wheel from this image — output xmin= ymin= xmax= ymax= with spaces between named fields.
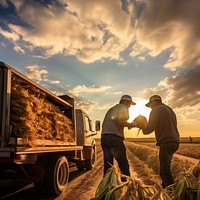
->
xmin=85 ymin=147 xmax=96 ymax=170
xmin=76 ymin=160 xmax=85 ymax=171
xmin=44 ymin=156 xmax=69 ymax=196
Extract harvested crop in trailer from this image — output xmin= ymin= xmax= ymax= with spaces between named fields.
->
xmin=10 ymin=74 xmax=74 ymax=146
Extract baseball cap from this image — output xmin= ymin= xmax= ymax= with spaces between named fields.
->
xmin=145 ymin=95 xmax=162 ymax=107
xmin=120 ymin=95 xmax=136 ymax=105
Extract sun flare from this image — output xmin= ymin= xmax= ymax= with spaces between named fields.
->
xmin=128 ymin=99 xmax=151 ymax=122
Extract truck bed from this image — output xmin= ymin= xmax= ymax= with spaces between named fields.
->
xmin=0 ymin=61 xmax=77 ymax=153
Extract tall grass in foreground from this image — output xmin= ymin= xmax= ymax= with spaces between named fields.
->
xmin=92 ymin=142 xmax=200 ymax=199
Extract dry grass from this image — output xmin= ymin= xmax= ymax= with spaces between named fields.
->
xmin=176 ymin=143 xmax=200 ymax=159
xmin=138 ymin=142 xmax=200 ymax=159
xmin=10 ymin=74 xmax=74 ymax=146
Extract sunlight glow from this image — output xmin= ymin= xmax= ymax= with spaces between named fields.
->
xmin=128 ymin=99 xmax=151 ymax=122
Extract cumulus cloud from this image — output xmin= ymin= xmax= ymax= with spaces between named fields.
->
xmin=76 ymin=99 xmax=98 ymax=112
xmin=65 ymin=84 xmax=112 ymax=111
xmin=0 ymin=0 xmax=135 ymax=63
xmin=1 ymin=0 xmax=200 ymax=117
xmin=142 ymin=65 xmax=200 ymax=130
xmin=163 ymin=66 xmax=200 ymax=109
xmin=68 ymin=85 xmax=111 ymax=97
xmin=25 ymin=65 xmax=60 ymax=85
xmin=0 ymin=27 xmax=20 ymax=41
xmin=143 ymin=65 xmax=200 ymax=110
xmin=13 ymin=44 xmax=25 ymax=54
xmin=25 ymin=65 xmax=48 ymax=82
xmin=135 ymin=0 xmax=200 ymax=70
xmin=1 ymin=0 xmax=200 ymax=69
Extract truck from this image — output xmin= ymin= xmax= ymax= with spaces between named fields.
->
xmin=0 ymin=61 xmax=100 ymax=196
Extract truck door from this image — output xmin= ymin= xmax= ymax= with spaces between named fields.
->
xmin=84 ymin=115 xmax=94 ymax=146
xmin=75 ymin=109 xmax=95 ymax=146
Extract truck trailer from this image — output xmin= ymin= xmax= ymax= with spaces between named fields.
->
xmin=0 ymin=61 xmax=100 ymax=196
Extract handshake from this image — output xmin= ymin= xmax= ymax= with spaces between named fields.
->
xmin=129 ymin=115 xmax=148 ymax=130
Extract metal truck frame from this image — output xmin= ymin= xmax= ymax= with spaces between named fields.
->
xmin=0 ymin=61 xmax=100 ymax=196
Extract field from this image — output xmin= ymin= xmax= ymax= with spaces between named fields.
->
xmin=1 ymin=139 xmax=199 ymax=200
xmin=136 ymin=143 xmax=200 ymax=159
xmin=91 ymin=138 xmax=200 ymax=200
xmin=126 ymin=137 xmax=200 ymax=159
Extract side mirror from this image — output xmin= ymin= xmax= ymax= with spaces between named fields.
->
xmin=95 ymin=120 xmax=101 ymax=131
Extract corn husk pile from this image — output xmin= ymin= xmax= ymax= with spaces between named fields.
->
xmin=91 ymin=166 xmax=168 ymax=200
xmin=91 ymin=161 xmax=200 ymax=200
xmin=166 ymin=160 xmax=200 ymax=200
xmin=10 ymin=74 xmax=75 ymax=146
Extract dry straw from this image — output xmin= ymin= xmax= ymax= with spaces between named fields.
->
xmin=10 ymin=74 xmax=74 ymax=146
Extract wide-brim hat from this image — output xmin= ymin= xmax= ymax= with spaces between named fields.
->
xmin=120 ymin=95 xmax=136 ymax=105
xmin=145 ymin=95 xmax=162 ymax=107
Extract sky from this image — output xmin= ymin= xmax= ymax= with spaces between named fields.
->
xmin=0 ymin=0 xmax=200 ymax=139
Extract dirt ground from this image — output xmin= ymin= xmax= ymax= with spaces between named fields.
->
xmin=57 ymin=143 xmax=161 ymax=200
xmin=1 ymin=142 xmax=160 ymax=200
xmin=54 ymin=146 xmax=159 ymax=200
xmin=1 ymin=141 xmax=197 ymax=200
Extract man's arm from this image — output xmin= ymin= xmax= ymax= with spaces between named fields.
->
xmin=119 ymin=120 xmax=137 ymax=129
xmin=142 ymin=110 xmax=157 ymax=135
xmin=117 ymin=105 xmax=137 ymax=129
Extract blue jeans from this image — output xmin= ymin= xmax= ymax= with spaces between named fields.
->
xmin=159 ymin=142 xmax=179 ymax=188
xmin=101 ymin=134 xmax=130 ymax=178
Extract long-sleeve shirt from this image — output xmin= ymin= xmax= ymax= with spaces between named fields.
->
xmin=143 ymin=103 xmax=180 ymax=145
xmin=101 ymin=103 xmax=130 ymax=139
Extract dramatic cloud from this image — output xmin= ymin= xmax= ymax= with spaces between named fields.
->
xmin=1 ymin=0 xmax=200 ymax=128
xmin=163 ymin=65 xmax=200 ymax=109
xmin=68 ymin=85 xmax=111 ymax=97
xmin=143 ymin=65 xmax=200 ymax=110
xmin=1 ymin=0 xmax=200 ymax=69
xmin=0 ymin=0 xmax=134 ymax=63
xmin=136 ymin=0 xmax=200 ymax=70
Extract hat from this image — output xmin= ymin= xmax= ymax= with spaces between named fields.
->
xmin=145 ymin=95 xmax=162 ymax=107
xmin=120 ymin=95 xmax=136 ymax=105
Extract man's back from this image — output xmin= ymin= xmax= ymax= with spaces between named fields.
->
xmin=143 ymin=103 xmax=180 ymax=145
xmin=102 ymin=104 xmax=129 ymax=139
xmin=153 ymin=103 xmax=179 ymax=145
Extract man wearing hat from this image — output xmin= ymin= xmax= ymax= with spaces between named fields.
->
xmin=140 ymin=95 xmax=180 ymax=188
xmin=101 ymin=95 xmax=137 ymax=180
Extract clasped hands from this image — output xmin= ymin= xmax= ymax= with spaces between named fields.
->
xmin=128 ymin=115 xmax=148 ymax=130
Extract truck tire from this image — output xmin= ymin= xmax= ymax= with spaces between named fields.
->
xmin=76 ymin=160 xmax=85 ymax=171
xmin=85 ymin=147 xmax=96 ymax=170
xmin=44 ymin=156 xmax=69 ymax=196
